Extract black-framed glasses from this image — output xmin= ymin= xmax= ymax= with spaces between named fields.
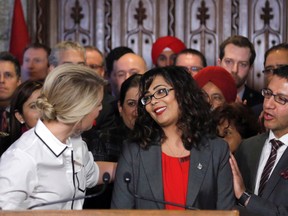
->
xmin=262 ymin=68 xmax=274 ymax=74
xmin=261 ymin=88 xmax=288 ymax=105
xmin=141 ymin=88 xmax=174 ymax=106
xmin=262 ymin=65 xmax=288 ymax=74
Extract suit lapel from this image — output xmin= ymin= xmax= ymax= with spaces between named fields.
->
xmin=186 ymin=139 xmax=211 ymax=207
xmin=140 ymin=144 xmax=164 ymax=209
xmin=251 ymin=133 xmax=268 ymax=190
xmin=139 ymin=141 xmax=211 ymax=209
xmin=261 ymin=147 xmax=288 ymax=198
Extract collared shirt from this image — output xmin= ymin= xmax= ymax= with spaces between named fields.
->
xmin=0 ymin=120 xmax=99 ymax=210
xmin=254 ymin=131 xmax=288 ymax=195
xmin=237 ymin=86 xmax=245 ymax=100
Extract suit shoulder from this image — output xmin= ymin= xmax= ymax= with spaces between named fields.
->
xmin=243 ymin=86 xmax=263 ymax=105
xmin=241 ymin=133 xmax=267 ymax=145
xmin=236 ymin=133 xmax=267 ymax=158
xmin=201 ymin=136 xmax=230 ymax=154
xmin=122 ymin=140 xmax=141 ymax=152
xmin=244 ymin=85 xmax=262 ymax=96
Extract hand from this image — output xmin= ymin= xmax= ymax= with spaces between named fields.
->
xmin=229 ymin=153 xmax=246 ymax=199
xmin=96 ymin=161 xmax=117 ymax=184
xmin=235 ymin=96 xmax=247 ymax=105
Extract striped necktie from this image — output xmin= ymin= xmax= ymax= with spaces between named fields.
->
xmin=258 ymin=139 xmax=283 ymax=196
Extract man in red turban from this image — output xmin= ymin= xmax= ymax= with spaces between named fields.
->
xmin=151 ymin=36 xmax=186 ymax=67
xmin=194 ymin=66 xmax=237 ymax=110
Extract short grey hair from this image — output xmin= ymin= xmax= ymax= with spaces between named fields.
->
xmin=48 ymin=41 xmax=86 ymax=67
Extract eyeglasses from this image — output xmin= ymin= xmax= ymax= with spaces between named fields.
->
xmin=262 ymin=65 xmax=288 ymax=74
xmin=141 ymin=88 xmax=174 ymax=106
xmin=202 ymin=91 xmax=225 ymax=103
xmin=186 ymin=66 xmax=203 ymax=73
xmin=261 ymin=88 xmax=288 ymax=105
xmin=262 ymin=68 xmax=274 ymax=74
xmin=88 ymin=64 xmax=103 ymax=70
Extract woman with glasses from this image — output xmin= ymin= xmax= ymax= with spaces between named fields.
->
xmin=111 ymin=66 xmax=235 ymax=210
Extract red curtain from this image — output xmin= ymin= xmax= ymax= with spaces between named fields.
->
xmin=9 ymin=0 xmax=30 ymax=65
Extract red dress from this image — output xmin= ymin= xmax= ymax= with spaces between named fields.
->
xmin=162 ymin=152 xmax=190 ymax=210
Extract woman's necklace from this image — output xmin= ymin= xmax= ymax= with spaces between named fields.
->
xmin=166 ymin=143 xmax=186 ymax=158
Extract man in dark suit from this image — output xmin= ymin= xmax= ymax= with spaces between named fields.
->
xmin=230 ymin=66 xmax=288 ymax=216
xmin=84 ymin=45 xmax=117 ymax=130
xmin=218 ymin=35 xmax=263 ymax=117
xmin=262 ymin=43 xmax=288 ymax=87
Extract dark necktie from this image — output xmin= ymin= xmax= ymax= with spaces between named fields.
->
xmin=258 ymin=139 xmax=283 ymax=196
xmin=0 ymin=109 xmax=8 ymax=132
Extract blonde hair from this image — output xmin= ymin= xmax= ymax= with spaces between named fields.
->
xmin=49 ymin=41 xmax=86 ymax=67
xmin=36 ymin=64 xmax=106 ymax=124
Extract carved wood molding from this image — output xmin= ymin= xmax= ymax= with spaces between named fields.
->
xmin=231 ymin=0 xmax=239 ymax=35
xmin=167 ymin=0 xmax=175 ymax=36
xmin=35 ymin=0 xmax=50 ymax=44
xmin=26 ymin=0 xmax=287 ymax=90
xmin=104 ymin=0 xmax=112 ymax=53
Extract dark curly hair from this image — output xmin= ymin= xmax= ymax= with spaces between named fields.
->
xmin=212 ymin=102 xmax=260 ymax=139
xmin=132 ymin=66 xmax=215 ymax=150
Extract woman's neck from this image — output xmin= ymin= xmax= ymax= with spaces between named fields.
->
xmin=161 ymin=125 xmax=190 ymax=157
xmin=162 ymin=125 xmax=181 ymax=141
xmin=43 ymin=120 xmax=74 ymax=144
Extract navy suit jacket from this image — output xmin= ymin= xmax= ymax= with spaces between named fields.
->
xmin=235 ymin=133 xmax=288 ymax=216
xmin=111 ymin=136 xmax=235 ymax=210
xmin=242 ymin=85 xmax=263 ymax=118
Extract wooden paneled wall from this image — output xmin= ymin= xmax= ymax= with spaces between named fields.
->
xmin=27 ymin=0 xmax=288 ymax=91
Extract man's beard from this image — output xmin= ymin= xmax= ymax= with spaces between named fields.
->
xmin=231 ymin=74 xmax=247 ymax=88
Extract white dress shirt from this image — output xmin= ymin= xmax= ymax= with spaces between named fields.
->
xmin=254 ymin=131 xmax=288 ymax=195
xmin=0 ymin=120 xmax=99 ymax=210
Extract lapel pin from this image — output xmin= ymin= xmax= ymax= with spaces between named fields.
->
xmin=197 ymin=163 xmax=202 ymax=170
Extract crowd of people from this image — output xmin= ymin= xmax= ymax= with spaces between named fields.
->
xmin=0 ymin=35 xmax=288 ymax=216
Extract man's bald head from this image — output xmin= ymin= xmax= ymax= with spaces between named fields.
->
xmin=110 ymin=53 xmax=147 ymax=97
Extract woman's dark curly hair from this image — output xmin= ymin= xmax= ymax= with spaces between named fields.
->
xmin=212 ymin=102 xmax=260 ymax=139
xmin=132 ymin=66 xmax=215 ymax=150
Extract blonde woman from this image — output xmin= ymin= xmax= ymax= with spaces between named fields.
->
xmin=0 ymin=64 xmax=116 ymax=210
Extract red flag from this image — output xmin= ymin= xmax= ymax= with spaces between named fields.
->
xmin=9 ymin=0 xmax=30 ymax=65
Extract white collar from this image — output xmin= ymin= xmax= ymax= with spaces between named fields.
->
xmin=237 ymin=86 xmax=245 ymax=99
xmin=34 ymin=119 xmax=68 ymax=157
xmin=268 ymin=130 xmax=288 ymax=146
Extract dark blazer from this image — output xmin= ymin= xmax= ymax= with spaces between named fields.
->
xmin=82 ymin=92 xmax=118 ymax=146
xmin=95 ymin=92 xmax=118 ymax=130
xmin=242 ymin=85 xmax=263 ymax=118
xmin=111 ymin=136 xmax=235 ymax=210
xmin=235 ymin=133 xmax=288 ymax=216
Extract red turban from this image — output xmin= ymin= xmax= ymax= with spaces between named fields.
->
xmin=151 ymin=36 xmax=186 ymax=65
xmin=194 ymin=66 xmax=237 ymax=103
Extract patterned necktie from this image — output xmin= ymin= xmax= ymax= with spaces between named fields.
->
xmin=258 ymin=139 xmax=283 ymax=196
xmin=0 ymin=109 xmax=8 ymax=132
